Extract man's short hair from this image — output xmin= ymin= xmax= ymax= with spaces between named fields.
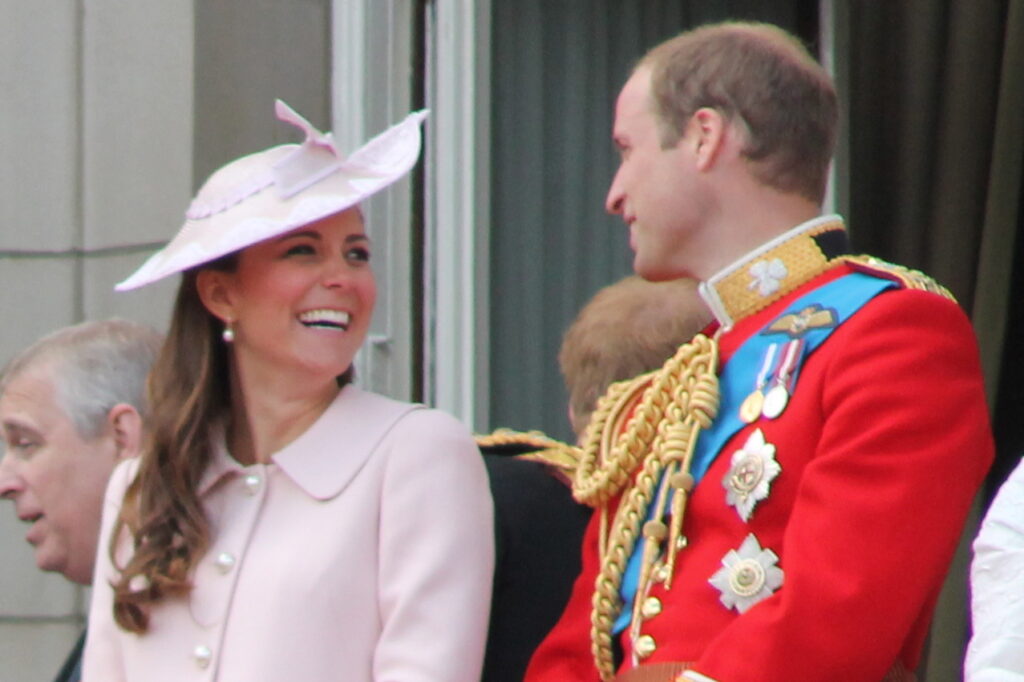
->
xmin=0 ymin=319 xmax=163 ymax=439
xmin=559 ymin=276 xmax=710 ymax=436
xmin=640 ymin=21 xmax=838 ymax=204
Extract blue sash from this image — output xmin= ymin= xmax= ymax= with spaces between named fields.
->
xmin=613 ymin=271 xmax=897 ymax=634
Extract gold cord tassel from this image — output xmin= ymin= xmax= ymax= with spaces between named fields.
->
xmin=580 ymin=334 xmax=719 ymax=681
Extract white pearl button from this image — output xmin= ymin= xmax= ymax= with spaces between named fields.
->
xmin=243 ymin=474 xmax=261 ymax=495
xmin=193 ymin=644 xmax=212 ymax=668
xmin=214 ymin=551 xmax=236 ymax=574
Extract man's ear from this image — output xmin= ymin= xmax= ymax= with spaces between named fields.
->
xmin=107 ymin=404 xmax=144 ymax=459
xmin=687 ymin=107 xmax=729 ymax=171
xmin=195 ymin=269 xmax=237 ymax=325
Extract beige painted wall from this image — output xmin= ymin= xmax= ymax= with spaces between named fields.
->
xmin=0 ymin=1 xmax=330 ymax=679
xmin=0 ymin=1 xmax=192 ymax=679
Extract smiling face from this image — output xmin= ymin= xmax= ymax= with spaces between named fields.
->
xmin=0 ymin=364 xmax=119 ymax=584
xmin=605 ymin=67 xmax=708 ymax=281
xmin=201 ymin=208 xmax=377 ymax=387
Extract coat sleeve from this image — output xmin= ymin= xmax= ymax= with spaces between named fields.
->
xmin=81 ymin=458 xmax=136 ymax=682
xmin=965 ymin=457 xmax=1024 ymax=681
xmin=522 ymin=507 xmax=605 ymax=682
xmin=373 ymin=408 xmax=495 ymax=682
xmin=689 ymin=289 xmax=994 ymax=680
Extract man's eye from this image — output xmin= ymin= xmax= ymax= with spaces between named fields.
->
xmin=11 ymin=438 xmax=38 ymax=454
xmin=346 ymin=247 xmax=371 ymax=263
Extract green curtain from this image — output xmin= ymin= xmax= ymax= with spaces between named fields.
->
xmin=488 ymin=0 xmax=818 ymax=443
xmin=844 ymin=1 xmax=1024 ymax=679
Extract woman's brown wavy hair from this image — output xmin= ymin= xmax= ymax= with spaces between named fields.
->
xmin=109 ymin=253 xmax=356 ymax=633
xmin=108 ymin=263 xmax=234 ymax=633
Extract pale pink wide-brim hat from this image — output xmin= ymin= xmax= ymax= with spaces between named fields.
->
xmin=116 ymin=100 xmax=428 ymax=291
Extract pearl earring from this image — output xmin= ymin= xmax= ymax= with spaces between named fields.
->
xmin=222 ymin=321 xmax=235 ymax=344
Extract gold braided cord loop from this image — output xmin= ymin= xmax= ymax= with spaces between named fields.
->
xmin=581 ymin=334 xmax=719 ymax=680
xmin=574 ymin=335 xmax=717 ymax=507
xmin=573 ymin=373 xmax=655 ymax=506
xmin=475 ymin=427 xmax=569 ymax=451
xmin=514 ymin=446 xmax=582 ymax=476
xmin=475 ymin=428 xmax=582 ymax=481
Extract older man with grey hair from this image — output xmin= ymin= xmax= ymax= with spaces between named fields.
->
xmin=0 ymin=319 xmax=162 ymax=682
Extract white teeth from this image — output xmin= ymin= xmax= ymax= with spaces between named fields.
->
xmin=298 ymin=309 xmax=350 ymax=328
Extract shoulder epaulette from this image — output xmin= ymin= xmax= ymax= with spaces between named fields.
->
xmin=476 ymin=428 xmax=582 ymax=478
xmin=842 ymin=254 xmax=956 ymax=303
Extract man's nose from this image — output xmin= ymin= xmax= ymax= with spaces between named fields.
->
xmin=605 ymin=171 xmax=625 ymax=215
xmin=0 ymin=453 xmax=23 ymax=500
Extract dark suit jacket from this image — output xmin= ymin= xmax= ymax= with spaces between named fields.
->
xmin=54 ymin=631 xmax=84 ymax=682
xmin=481 ymin=451 xmax=591 ymax=682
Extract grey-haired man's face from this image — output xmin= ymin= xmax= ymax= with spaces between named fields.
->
xmin=0 ymin=364 xmax=120 ymax=585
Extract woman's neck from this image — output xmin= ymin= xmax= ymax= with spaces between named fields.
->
xmin=226 ymin=360 xmax=340 ymax=466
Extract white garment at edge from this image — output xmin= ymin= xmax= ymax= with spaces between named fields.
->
xmin=966 ymin=456 xmax=1024 ymax=681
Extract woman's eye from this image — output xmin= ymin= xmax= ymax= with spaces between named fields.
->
xmin=346 ymin=246 xmax=371 ymax=263
xmin=285 ymin=244 xmax=316 ymax=257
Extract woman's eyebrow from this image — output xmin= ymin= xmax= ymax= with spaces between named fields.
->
xmin=276 ymin=230 xmax=322 ymax=242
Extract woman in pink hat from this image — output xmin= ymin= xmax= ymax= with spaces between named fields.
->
xmin=82 ymin=102 xmax=494 ymax=681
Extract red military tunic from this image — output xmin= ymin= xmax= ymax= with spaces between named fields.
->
xmin=524 ymin=217 xmax=993 ymax=682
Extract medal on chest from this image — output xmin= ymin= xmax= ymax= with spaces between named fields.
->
xmin=722 ymin=428 xmax=781 ymax=521
xmin=738 ymin=343 xmax=776 ymax=424
xmin=760 ymin=338 xmax=804 ymax=419
xmin=709 ymin=533 xmax=785 ymax=613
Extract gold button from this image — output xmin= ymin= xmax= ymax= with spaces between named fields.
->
xmin=640 ymin=596 xmax=662 ymax=619
xmin=654 ymin=565 xmax=671 ymax=583
xmin=634 ymin=634 xmax=657 ymax=659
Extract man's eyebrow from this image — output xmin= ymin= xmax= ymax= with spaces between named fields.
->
xmin=1 ymin=419 xmax=40 ymax=439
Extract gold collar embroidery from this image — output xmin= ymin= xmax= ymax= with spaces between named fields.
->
xmin=698 ymin=216 xmax=847 ymax=329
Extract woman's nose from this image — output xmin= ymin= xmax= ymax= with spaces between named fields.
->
xmin=321 ymin=255 xmax=351 ymax=288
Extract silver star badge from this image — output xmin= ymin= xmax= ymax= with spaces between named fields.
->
xmin=709 ymin=533 xmax=784 ymax=613
xmin=723 ymin=428 xmax=781 ymax=521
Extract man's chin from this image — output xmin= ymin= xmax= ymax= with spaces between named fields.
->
xmin=33 ymin=548 xmax=64 ymax=576
xmin=633 ymin=260 xmax=679 ymax=283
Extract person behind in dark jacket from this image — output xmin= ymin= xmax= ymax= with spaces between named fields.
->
xmin=0 ymin=319 xmax=160 ymax=682
xmin=479 ymin=274 xmax=710 ymax=682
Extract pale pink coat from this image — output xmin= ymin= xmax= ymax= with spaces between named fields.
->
xmin=82 ymin=385 xmax=494 ymax=681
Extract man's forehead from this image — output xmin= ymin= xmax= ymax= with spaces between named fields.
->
xmin=0 ymin=366 xmax=62 ymax=433
xmin=614 ymin=69 xmax=654 ymax=128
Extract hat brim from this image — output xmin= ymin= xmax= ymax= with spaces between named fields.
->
xmin=115 ymin=109 xmax=428 ymax=291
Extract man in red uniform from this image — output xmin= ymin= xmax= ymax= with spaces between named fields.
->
xmin=524 ymin=21 xmax=993 ymax=682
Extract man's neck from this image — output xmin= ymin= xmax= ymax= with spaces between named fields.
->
xmin=694 ymin=196 xmax=823 ymax=281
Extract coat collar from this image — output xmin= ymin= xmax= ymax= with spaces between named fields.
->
xmin=697 ymin=215 xmax=848 ymax=330
xmin=198 ymin=385 xmax=421 ymax=501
